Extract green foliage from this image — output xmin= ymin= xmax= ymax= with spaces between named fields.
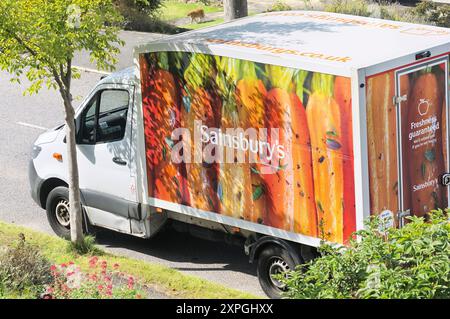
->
xmin=0 ymin=235 xmax=52 ymax=297
xmin=324 ymin=0 xmax=371 ymax=17
xmin=66 ymin=235 xmax=103 ymax=256
xmin=282 ymin=210 xmax=450 ymax=299
xmin=266 ymin=1 xmax=293 ymax=12
xmin=413 ymin=0 xmax=450 ymax=27
xmin=114 ymin=0 xmax=162 ymax=31
xmin=116 ymin=0 xmax=162 ymax=14
xmin=0 ymin=0 xmax=124 ymax=95
xmin=317 ymin=0 xmax=448 ymax=27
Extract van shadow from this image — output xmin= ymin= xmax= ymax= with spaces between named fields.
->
xmin=94 ymin=226 xmax=257 ymax=276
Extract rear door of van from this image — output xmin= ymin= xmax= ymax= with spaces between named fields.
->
xmin=395 ymin=56 xmax=449 ymax=217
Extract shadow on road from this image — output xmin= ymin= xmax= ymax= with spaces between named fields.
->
xmin=94 ymin=226 xmax=257 ymax=276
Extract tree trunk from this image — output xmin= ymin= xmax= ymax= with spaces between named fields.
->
xmin=62 ymin=96 xmax=84 ymax=244
xmin=224 ymin=0 xmax=248 ymax=21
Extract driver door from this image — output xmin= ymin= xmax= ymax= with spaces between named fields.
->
xmin=76 ymin=84 xmax=136 ymax=233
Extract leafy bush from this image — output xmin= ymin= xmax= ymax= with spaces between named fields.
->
xmin=0 ymin=235 xmax=52 ymax=297
xmin=114 ymin=0 xmax=177 ymax=32
xmin=311 ymin=0 xmax=447 ymax=27
xmin=266 ymin=1 xmax=293 ymax=12
xmin=413 ymin=0 xmax=450 ymax=27
xmin=324 ymin=0 xmax=371 ymax=17
xmin=115 ymin=0 xmax=162 ymax=14
xmin=44 ymin=257 xmax=146 ymax=299
xmin=282 ymin=210 xmax=450 ymax=299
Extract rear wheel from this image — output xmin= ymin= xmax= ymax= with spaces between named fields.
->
xmin=45 ymin=186 xmax=92 ymax=239
xmin=257 ymin=245 xmax=300 ymax=299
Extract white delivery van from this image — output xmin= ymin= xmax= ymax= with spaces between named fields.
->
xmin=29 ymin=11 xmax=450 ymax=298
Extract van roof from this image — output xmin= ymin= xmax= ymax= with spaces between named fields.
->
xmin=135 ymin=11 xmax=450 ymax=75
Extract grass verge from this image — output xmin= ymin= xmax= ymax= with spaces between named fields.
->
xmin=0 ymin=221 xmax=258 ymax=299
xmin=158 ymin=0 xmax=222 ymax=22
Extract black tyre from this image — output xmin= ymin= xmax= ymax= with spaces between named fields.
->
xmin=45 ymin=186 xmax=94 ymax=239
xmin=46 ymin=186 xmax=71 ymax=239
xmin=257 ymin=245 xmax=300 ymax=299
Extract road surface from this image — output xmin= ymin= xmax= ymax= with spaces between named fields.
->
xmin=0 ymin=30 xmax=264 ymax=297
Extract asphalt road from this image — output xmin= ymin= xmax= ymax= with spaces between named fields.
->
xmin=0 ymin=30 xmax=264 ymax=297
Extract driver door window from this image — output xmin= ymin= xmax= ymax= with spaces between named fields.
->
xmin=79 ymin=89 xmax=129 ymax=144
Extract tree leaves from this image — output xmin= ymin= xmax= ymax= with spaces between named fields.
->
xmin=0 ymin=0 xmax=124 ymax=94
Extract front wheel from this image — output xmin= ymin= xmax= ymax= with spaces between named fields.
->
xmin=45 ymin=186 xmax=92 ymax=239
xmin=257 ymin=245 xmax=299 ymax=299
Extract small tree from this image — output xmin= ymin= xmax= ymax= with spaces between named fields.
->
xmin=224 ymin=0 xmax=248 ymax=21
xmin=0 ymin=0 xmax=124 ymax=244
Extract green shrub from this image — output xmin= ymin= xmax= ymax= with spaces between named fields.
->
xmin=266 ymin=1 xmax=293 ymax=12
xmin=324 ymin=0 xmax=371 ymax=17
xmin=114 ymin=0 xmax=162 ymax=15
xmin=0 ymin=235 xmax=52 ymax=297
xmin=282 ymin=210 xmax=450 ymax=299
xmin=114 ymin=0 xmax=182 ymax=32
xmin=413 ymin=0 xmax=450 ymax=27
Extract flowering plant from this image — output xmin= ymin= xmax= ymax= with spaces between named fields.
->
xmin=44 ymin=257 xmax=145 ymax=299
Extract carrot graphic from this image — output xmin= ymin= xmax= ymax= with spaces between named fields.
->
xmin=140 ymin=53 xmax=187 ymax=204
xmin=215 ymin=56 xmax=251 ymax=219
xmin=183 ymin=53 xmax=221 ymax=212
xmin=406 ymin=70 xmax=444 ymax=216
xmin=306 ymin=73 xmax=343 ymax=243
xmin=366 ymin=72 xmax=398 ymax=217
xmin=334 ymin=76 xmax=355 ymax=242
xmin=186 ymin=87 xmax=221 ymax=212
xmin=263 ymin=65 xmax=316 ymax=234
xmin=235 ymin=61 xmax=268 ymax=223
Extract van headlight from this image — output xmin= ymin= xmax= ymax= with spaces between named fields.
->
xmin=31 ymin=145 xmax=42 ymax=159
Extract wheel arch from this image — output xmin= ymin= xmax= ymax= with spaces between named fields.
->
xmin=39 ymin=178 xmax=68 ymax=209
xmin=249 ymin=236 xmax=303 ymax=265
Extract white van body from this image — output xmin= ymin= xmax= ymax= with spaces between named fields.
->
xmin=29 ymin=11 xmax=450 ymax=297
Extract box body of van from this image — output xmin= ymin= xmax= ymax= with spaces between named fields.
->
xmin=29 ymin=11 xmax=450 ymax=297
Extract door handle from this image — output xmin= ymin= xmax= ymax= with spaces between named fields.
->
xmin=112 ymin=157 xmax=127 ymax=166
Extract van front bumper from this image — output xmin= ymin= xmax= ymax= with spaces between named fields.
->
xmin=28 ymin=159 xmax=43 ymax=207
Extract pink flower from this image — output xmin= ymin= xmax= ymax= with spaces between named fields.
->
xmin=68 ymin=261 xmax=74 ymax=265
xmin=66 ymin=271 xmax=75 ymax=277
xmin=50 ymin=265 xmax=57 ymax=271
xmin=60 ymin=263 xmax=67 ymax=268
xmin=89 ymin=256 xmax=99 ymax=268
xmin=98 ymin=285 xmax=103 ymax=291
xmin=113 ymin=263 xmax=120 ymax=269
xmin=127 ymin=277 xmax=135 ymax=289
